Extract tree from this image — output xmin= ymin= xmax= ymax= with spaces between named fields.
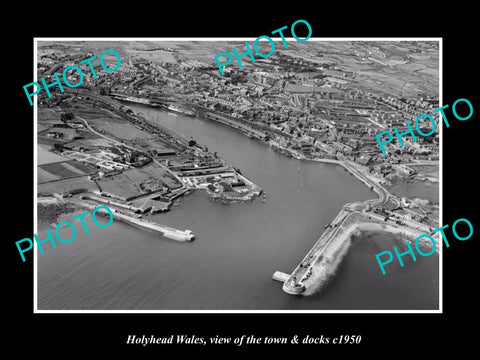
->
xmin=60 ymin=112 xmax=74 ymax=122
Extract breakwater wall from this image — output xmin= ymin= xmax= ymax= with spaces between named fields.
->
xmin=278 ymin=216 xmax=430 ymax=296
xmin=68 ymin=198 xmax=194 ymax=242
xmin=110 ymin=210 xmax=195 ymax=242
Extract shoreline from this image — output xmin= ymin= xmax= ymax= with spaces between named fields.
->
xmin=122 ymin=102 xmax=440 ymax=295
xmin=123 ymin=99 xmax=398 ymax=209
xmin=301 ymin=218 xmax=439 ymax=296
xmin=39 ymin=99 xmax=438 ymax=297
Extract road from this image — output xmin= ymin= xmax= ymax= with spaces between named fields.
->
xmin=310 ymin=157 xmax=389 ymax=207
xmin=76 ymin=116 xmax=187 ymax=188
xmin=342 ymin=160 xmax=389 ymax=207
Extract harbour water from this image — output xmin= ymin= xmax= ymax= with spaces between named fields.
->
xmin=37 ymin=107 xmax=439 ymax=310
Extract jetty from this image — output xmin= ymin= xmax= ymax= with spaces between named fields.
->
xmin=273 ymin=158 xmax=391 ymax=295
xmin=67 ymin=197 xmax=195 ymax=242
xmin=273 ymin=156 xmax=433 ymax=296
xmin=274 ymin=208 xmax=354 ymax=295
xmin=110 ymin=209 xmax=195 ymax=242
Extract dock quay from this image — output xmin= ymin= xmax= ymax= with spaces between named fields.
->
xmin=272 ymin=271 xmax=290 ymax=283
xmin=67 ymin=197 xmax=195 ymax=242
xmin=277 ymin=208 xmax=353 ymax=295
xmin=275 ymin=209 xmax=430 ymax=295
xmin=109 ymin=210 xmax=195 ymax=242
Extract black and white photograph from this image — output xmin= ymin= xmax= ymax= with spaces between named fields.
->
xmin=6 ymin=6 xmax=478 ymax=356
xmin=33 ymin=39 xmax=441 ymax=311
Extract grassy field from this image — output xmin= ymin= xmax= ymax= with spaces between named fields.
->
xmin=412 ymin=165 xmax=439 ymax=182
xmin=130 ymin=138 xmax=175 ymax=152
xmin=74 ymin=105 xmax=113 ymax=119
xmin=38 ymin=127 xmax=79 ymax=141
xmin=89 ymin=117 xmax=154 ymax=141
xmin=37 ymin=40 xmax=438 ymax=101
xmin=38 ymin=107 xmax=62 ymax=121
xmin=37 ymin=145 xmax=70 ymax=165
xmin=282 ymin=41 xmax=439 ymax=99
xmin=97 ymin=162 xmax=182 ymax=199
xmin=96 ymin=173 xmax=142 ymax=199
xmin=84 ymin=113 xmax=175 ymax=151
xmin=38 ymin=167 xmax=60 ymax=183
xmin=127 ymin=49 xmax=177 ymax=64
xmin=38 ymin=160 xmax=97 ymax=184
xmin=38 ymin=176 xmax=99 ymax=195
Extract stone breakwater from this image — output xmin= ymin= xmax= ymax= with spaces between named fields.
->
xmin=278 ymin=213 xmax=435 ymax=296
xmin=301 ymin=221 xmax=430 ymax=295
